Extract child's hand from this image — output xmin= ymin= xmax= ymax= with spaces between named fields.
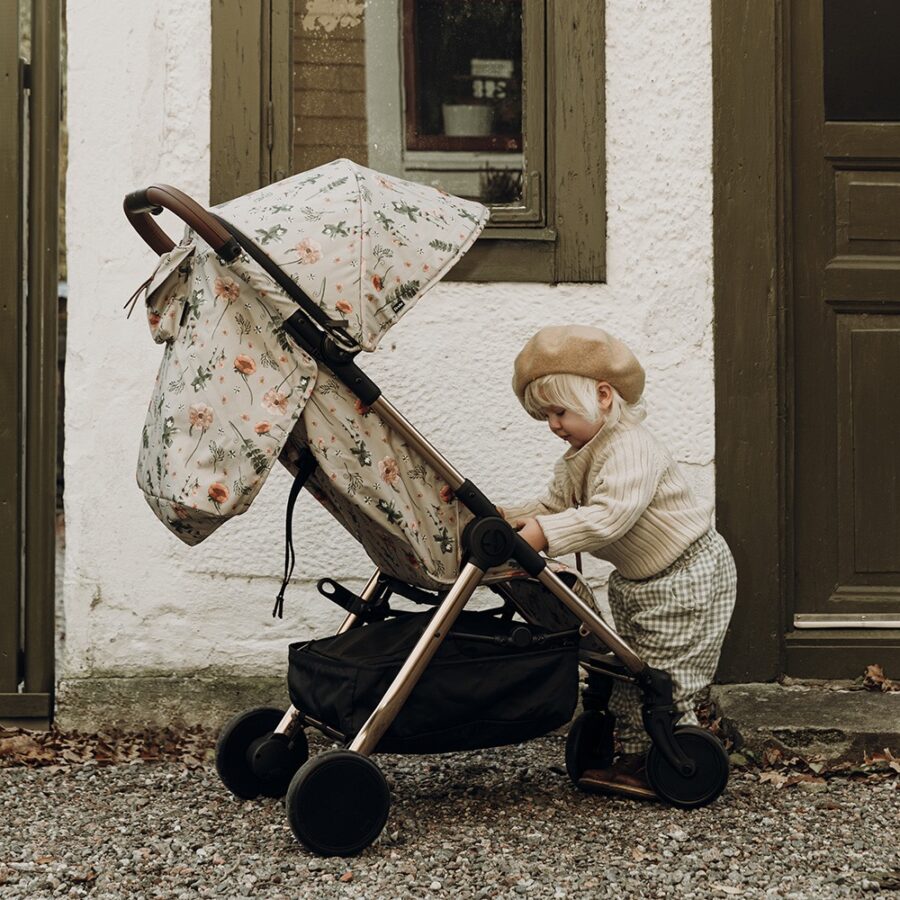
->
xmin=514 ymin=517 xmax=548 ymax=553
xmin=495 ymin=505 xmax=506 ymax=519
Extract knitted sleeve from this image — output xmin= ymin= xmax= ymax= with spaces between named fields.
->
xmin=502 ymin=457 xmax=569 ymax=522
xmin=535 ymin=433 xmax=664 ymax=557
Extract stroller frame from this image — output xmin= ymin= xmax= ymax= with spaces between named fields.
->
xmin=126 ymin=183 xmax=729 ymax=854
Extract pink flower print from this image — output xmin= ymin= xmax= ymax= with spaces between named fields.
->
xmin=354 ymin=399 xmax=370 ymax=416
xmin=208 ymin=482 xmax=229 ymax=510
xmin=211 ymin=276 xmax=241 ymax=337
xmin=262 ymin=388 xmax=289 ymax=415
xmin=335 ymin=299 xmax=353 ymax=315
xmin=148 ymin=310 xmax=161 ymax=328
xmin=295 ymin=238 xmax=322 ymax=264
xmin=439 ymin=485 xmax=454 ymax=504
xmin=234 ymin=354 xmax=257 ymax=403
xmin=372 ymin=274 xmax=383 ymax=292
xmin=255 ymin=421 xmax=271 ymax=434
xmin=214 ymin=277 xmax=240 ymax=302
xmin=188 ymin=403 xmax=214 ymax=432
xmin=186 ymin=403 xmax=214 ymax=463
xmin=379 ymin=457 xmax=400 ymax=490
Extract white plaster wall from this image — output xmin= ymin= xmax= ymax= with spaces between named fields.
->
xmin=63 ymin=0 xmax=713 ymax=681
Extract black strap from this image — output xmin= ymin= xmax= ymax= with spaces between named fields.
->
xmin=273 ymin=449 xmax=318 ymax=618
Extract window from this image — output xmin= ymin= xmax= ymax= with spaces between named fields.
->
xmin=211 ymin=0 xmax=605 ymax=282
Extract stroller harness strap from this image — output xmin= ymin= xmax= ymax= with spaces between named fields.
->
xmin=273 ymin=448 xmax=318 ymax=619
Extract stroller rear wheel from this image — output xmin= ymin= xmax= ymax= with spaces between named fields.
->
xmin=645 ymin=725 xmax=730 ymax=809
xmin=565 ymin=710 xmax=615 ymax=786
xmin=285 ymin=750 xmax=391 ymax=856
xmin=215 ymin=706 xmax=309 ymax=800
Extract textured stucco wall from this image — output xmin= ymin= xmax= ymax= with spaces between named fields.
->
xmin=63 ymin=1 xmax=713 ymax=694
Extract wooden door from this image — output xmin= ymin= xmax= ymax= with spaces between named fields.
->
xmin=789 ymin=0 xmax=900 ymax=673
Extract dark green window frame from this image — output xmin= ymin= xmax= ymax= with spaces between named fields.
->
xmin=211 ymin=0 xmax=604 ymax=283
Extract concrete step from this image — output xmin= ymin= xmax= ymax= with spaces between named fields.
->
xmin=711 ymin=682 xmax=900 ymax=762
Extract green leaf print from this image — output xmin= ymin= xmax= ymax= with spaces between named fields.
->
xmin=433 ymin=526 xmax=455 ymax=555
xmin=342 ymin=467 xmax=364 ymax=496
xmin=376 ymin=498 xmax=403 ymax=526
xmin=191 ymin=364 xmax=212 ymax=392
xmin=229 ymin=422 xmax=270 ymax=476
xmin=314 ymin=176 xmax=349 ymax=196
xmin=209 ymin=441 xmax=226 ymax=473
xmin=349 ymin=440 xmax=372 ymax=467
xmin=255 ymin=224 xmax=288 ymax=245
xmin=233 ymin=475 xmax=254 ymax=497
xmin=161 ymin=416 xmax=178 ymax=449
xmin=322 ymin=221 xmax=350 ymax=238
xmin=392 ymin=200 xmax=420 ymax=223
xmin=429 ymin=239 xmax=457 ymax=254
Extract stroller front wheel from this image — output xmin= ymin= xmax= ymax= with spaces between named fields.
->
xmin=215 ymin=706 xmax=309 ymax=800
xmin=285 ymin=750 xmax=391 ymax=856
xmin=645 ymin=725 xmax=730 ymax=809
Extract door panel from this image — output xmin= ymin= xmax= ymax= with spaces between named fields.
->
xmin=792 ymin=1 xmax=900 ymax=631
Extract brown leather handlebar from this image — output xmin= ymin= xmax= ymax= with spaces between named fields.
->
xmin=123 ymin=184 xmax=241 ymax=261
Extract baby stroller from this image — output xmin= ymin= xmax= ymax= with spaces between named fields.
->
xmin=125 ymin=159 xmax=729 ymax=856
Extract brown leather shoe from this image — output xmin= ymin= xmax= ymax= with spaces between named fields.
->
xmin=579 ymin=752 xmax=658 ymax=801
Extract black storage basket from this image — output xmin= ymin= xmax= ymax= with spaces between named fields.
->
xmin=288 ymin=610 xmax=579 ymax=754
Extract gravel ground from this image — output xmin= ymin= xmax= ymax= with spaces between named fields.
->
xmin=1 ymin=732 xmax=898 ymax=900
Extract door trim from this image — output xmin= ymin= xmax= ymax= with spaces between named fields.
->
xmin=712 ymin=0 xmax=791 ymax=681
xmin=0 ymin=0 xmax=59 ymax=721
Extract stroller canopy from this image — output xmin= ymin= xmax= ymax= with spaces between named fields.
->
xmin=134 ymin=160 xmax=489 ymax=548
xmin=215 ymin=158 xmax=490 ymax=352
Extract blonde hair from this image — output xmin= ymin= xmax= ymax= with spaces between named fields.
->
xmin=522 ymin=373 xmax=647 ymax=426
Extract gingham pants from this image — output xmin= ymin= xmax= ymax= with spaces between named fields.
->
xmin=606 ymin=528 xmax=737 ymax=754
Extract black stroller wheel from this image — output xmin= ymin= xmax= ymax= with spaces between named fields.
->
xmin=215 ymin=707 xmax=309 ymax=800
xmin=565 ymin=710 xmax=616 ymax=786
xmin=285 ymin=750 xmax=391 ymax=856
xmin=645 ymin=726 xmax=730 ymax=809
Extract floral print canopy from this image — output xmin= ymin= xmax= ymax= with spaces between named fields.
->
xmin=215 ymin=158 xmax=490 ymax=352
xmin=135 ymin=160 xmax=490 ymax=553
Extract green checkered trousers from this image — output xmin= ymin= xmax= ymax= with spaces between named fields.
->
xmin=606 ymin=528 xmax=737 ymax=755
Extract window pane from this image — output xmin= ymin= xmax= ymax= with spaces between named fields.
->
xmin=824 ymin=1 xmax=900 ymax=121
xmin=292 ymin=0 xmax=527 ymax=205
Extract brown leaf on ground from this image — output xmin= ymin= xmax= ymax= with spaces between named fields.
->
xmin=863 ymin=664 xmax=900 ymax=692
xmin=0 ymin=725 xmax=216 ymax=769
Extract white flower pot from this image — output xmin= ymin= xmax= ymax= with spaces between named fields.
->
xmin=442 ymin=104 xmax=495 ymax=137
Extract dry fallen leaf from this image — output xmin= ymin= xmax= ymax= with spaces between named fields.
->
xmin=863 ymin=664 xmax=900 ymax=692
xmin=339 ymin=871 xmax=353 ymax=883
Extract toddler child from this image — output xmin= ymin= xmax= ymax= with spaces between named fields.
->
xmin=501 ymin=324 xmax=736 ymax=799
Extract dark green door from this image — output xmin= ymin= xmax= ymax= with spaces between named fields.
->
xmin=788 ymin=0 xmax=900 ymax=674
xmin=0 ymin=1 xmax=59 ymax=721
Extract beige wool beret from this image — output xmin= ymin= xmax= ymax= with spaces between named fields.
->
xmin=512 ymin=325 xmax=645 ymax=405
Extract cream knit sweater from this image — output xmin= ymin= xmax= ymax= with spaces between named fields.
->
xmin=504 ymin=408 xmax=712 ymax=580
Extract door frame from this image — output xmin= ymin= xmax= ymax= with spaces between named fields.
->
xmin=713 ymin=0 xmax=900 ymax=681
xmin=712 ymin=0 xmax=790 ymax=681
xmin=0 ymin=0 xmax=60 ymax=721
